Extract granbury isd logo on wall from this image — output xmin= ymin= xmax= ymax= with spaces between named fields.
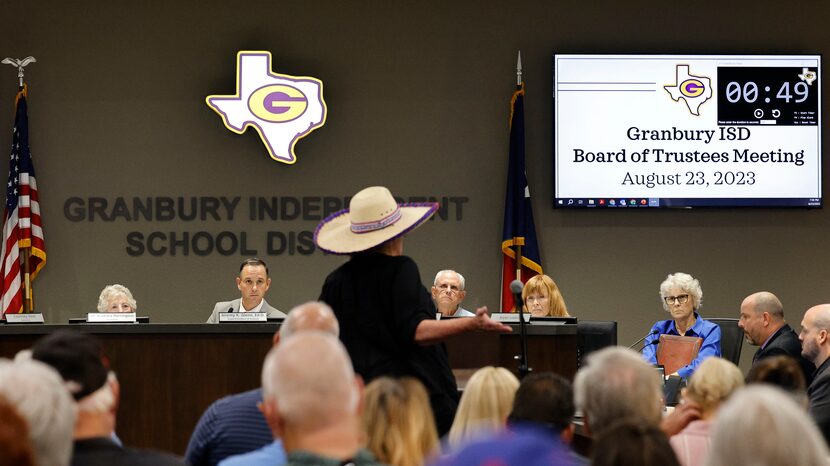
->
xmin=206 ymin=51 xmax=327 ymax=164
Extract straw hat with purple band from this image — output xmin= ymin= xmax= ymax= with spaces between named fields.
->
xmin=314 ymin=186 xmax=439 ymax=255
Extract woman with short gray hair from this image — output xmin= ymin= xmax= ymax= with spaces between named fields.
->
xmin=641 ymin=273 xmax=721 ymax=379
xmin=96 ymin=284 xmax=137 ymax=313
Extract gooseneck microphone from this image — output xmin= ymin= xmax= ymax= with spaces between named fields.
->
xmin=628 ymin=330 xmax=659 ymax=349
xmin=509 ymin=279 xmax=531 ymax=379
xmin=509 ymin=280 xmax=524 ymax=308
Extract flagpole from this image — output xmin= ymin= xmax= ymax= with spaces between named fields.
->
xmin=22 ymin=249 xmax=31 ymax=313
xmin=514 ymin=51 xmax=524 ymax=284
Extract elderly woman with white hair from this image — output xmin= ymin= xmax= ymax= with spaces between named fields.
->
xmin=641 ymin=273 xmax=721 ymax=379
xmin=97 ymin=284 xmax=137 ymax=313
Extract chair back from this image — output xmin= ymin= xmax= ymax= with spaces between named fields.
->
xmin=708 ymin=318 xmax=743 ymax=365
xmin=577 ymin=320 xmax=618 ymax=367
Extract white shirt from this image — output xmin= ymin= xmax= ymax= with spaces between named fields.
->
xmin=239 ymin=299 xmax=265 ymax=313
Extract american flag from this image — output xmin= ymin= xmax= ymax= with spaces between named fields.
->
xmin=0 ymin=85 xmax=45 ymax=317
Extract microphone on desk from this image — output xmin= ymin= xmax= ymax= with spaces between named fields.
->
xmin=509 ymin=280 xmax=524 ymax=311
xmin=227 ymin=306 xmax=234 ymax=313
xmin=628 ymin=330 xmax=659 ymax=349
xmin=509 ymin=279 xmax=531 ymax=378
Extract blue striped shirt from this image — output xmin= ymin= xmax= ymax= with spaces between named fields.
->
xmin=185 ymin=388 xmax=273 ymax=466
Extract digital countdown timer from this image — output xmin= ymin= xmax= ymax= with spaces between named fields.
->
xmin=718 ymin=67 xmax=819 ymax=126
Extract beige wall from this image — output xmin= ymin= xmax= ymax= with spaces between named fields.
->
xmin=3 ymin=0 xmax=827 ymax=372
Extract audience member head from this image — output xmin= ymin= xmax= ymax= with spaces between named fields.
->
xmin=747 ymin=355 xmax=808 ymax=406
xmin=31 ymin=330 xmax=119 ymax=439
xmin=448 ymin=366 xmax=520 ymax=448
xmin=707 ymin=385 xmax=829 ymax=466
xmin=591 ymin=418 xmax=680 ymax=466
xmin=276 ymin=301 xmax=339 ymax=344
xmin=237 ymin=257 xmax=271 ymax=310
xmin=521 ymin=274 xmax=568 ymax=317
xmin=574 ymin=347 xmax=663 ymax=436
xmin=682 ymin=357 xmax=743 ymax=418
xmin=361 ymin=377 xmax=438 ymax=466
xmin=738 ymin=291 xmax=785 ymax=346
xmin=0 ymin=358 xmax=76 ymax=466
xmin=799 ymin=303 xmax=830 ymax=368
xmin=32 ymin=330 xmax=110 ymax=401
xmin=659 ymin=272 xmax=702 ymax=312
xmin=96 ymin=284 xmax=137 ymax=313
xmin=0 ymin=394 xmax=36 ymax=466
xmin=431 ymin=270 xmax=467 ymax=316
xmin=507 ymin=372 xmax=576 ymax=444
xmin=261 ymin=332 xmax=361 ymax=452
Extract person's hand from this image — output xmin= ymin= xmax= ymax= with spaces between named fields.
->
xmin=661 ymin=399 xmax=702 ymax=437
xmin=474 ymin=306 xmax=512 ymax=333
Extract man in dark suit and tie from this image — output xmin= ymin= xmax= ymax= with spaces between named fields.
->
xmin=739 ymin=291 xmax=814 ymax=385
xmin=800 ymin=303 xmax=830 ymax=445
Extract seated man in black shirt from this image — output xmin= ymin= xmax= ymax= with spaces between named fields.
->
xmin=739 ymin=291 xmax=814 ymax=384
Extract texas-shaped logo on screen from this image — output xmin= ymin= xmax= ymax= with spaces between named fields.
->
xmin=206 ymin=51 xmax=327 ymax=165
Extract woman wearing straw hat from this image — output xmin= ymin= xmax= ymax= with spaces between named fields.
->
xmin=315 ymin=186 xmax=511 ymax=437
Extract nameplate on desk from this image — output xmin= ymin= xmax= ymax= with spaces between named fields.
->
xmin=87 ymin=312 xmax=136 ymax=323
xmin=4 ymin=313 xmax=44 ymax=324
xmin=219 ymin=312 xmax=267 ymax=322
xmin=490 ymin=313 xmax=530 ymax=323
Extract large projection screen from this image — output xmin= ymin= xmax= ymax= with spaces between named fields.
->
xmin=553 ymin=54 xmax=821 ymax=208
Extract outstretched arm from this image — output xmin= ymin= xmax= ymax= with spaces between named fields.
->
xmin=414 ymin=306 xmax=512 ymax=345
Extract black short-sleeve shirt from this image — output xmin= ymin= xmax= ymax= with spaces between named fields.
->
xmin=319 ymin=252 xmax=459 ymax=435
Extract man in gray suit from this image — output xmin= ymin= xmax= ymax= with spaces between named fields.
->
xmin=207 ymin=258 xmax=286 ymax=323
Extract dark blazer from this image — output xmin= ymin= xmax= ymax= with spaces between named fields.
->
xmin=753 ymin=323 xmax=815 ymax=385
xmin=809 ymin=358 xmax=830 ymax=446
xmin=72 ymin=437 xmax=184 ymax=466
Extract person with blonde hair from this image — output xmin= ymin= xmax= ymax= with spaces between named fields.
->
xmin=362 ymin=377 xmax=439 ymax=466
xmin=448 ymin=366 xmax=519 ymax=448
xmin=670 ymin=358 xmax=744 ymax=466
xmin=97 ymin=284 xmax=137 ymax=313
xmin=522 ymin=275 xmax=569 ymax=317
xmin=706 ymin=385 xmax=830 ymax=466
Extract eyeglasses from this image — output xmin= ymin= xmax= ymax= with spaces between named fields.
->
xmin=664 ymin=294 xmax=690 ymax=305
